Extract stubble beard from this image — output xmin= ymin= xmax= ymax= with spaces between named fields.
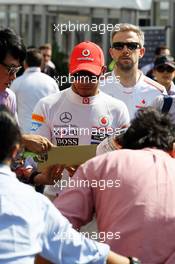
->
xmin=117 ymin=60 xmax=134 ymax=71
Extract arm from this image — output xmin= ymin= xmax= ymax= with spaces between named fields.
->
xmin=23 ymin=97 xmax=53 ymax=153
xmin=107 ymin=252 xmax=130 ymax=264
xmin=40 ymin=196 xmax=109 ymax=264
xmin=35 ymin=251 xmax=130 ymax=264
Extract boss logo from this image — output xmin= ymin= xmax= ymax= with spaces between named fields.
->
xmin=56 ymin=138 xmax=79 ymax=146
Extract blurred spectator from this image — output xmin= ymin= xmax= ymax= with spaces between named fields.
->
xmin=39 ymin=43 xmax=57 ymax=78
xmin=0 ymin=27 xmax=55 ymax=153
xmin=10 ymin=48 xmax=59 ymax=133
xmin=153 ymin=55 xmax=175 ymax=95
xmin=0 ymin=28 xmax=26 ymax=120
xmin=141 ymin=45 xmax=170 ymax=78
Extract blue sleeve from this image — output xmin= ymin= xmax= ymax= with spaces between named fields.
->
xmin=40 ymin=196 xmax=110 ymax=264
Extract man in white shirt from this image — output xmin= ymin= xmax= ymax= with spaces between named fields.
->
xmin=31 ymin=40 xmax=129 ymax=195
xmin=11 ymin=48 xmax=59 ymax=133
xmin=31 ymin=41 xmax=129 ymax=198
xmin=32 ymin=41 xmax=129 ymax=146
xmin=100 ymin=23 xmax=166 ymax=119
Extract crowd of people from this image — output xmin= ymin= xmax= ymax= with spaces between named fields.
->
xmin=0 ymin=22 xmax=175 ymax=264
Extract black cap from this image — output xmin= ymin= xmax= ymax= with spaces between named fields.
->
xmin=154 ymin=55 xmax=175 ymax=69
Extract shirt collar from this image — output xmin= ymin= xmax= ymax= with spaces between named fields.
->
xmin=25 ymin=67 xmax=41 ymax=73
xmin=67 ymin=87 xmax=101 ymax=105
xmin=0 ymin=164 xmax=16 ymax=178
xmin=112 ymin=70 xmax=144 ymax=91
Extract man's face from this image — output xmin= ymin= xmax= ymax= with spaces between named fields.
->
xmin=109 ymin=31 xmax=145 ymax=71
xmin=0 ymin=54 xmax=21 ymax=92
xmin=40 ymin=48 xmax=52 ymax=64
xmin=71 ymin=71 xmax=100 ymax=97
xmin=159 ymin=48 xmax=170 ymax=56
xmin=153 ymin=65 xmax=175 ymax=91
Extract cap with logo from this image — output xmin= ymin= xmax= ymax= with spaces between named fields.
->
xmin=154 ymin=55 xmax=175 ymax=69
xmin=69 ymin=41 xmax=105 ymax=75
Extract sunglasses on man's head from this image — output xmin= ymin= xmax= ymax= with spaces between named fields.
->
xmin=112 ymin=42 xmax=141 ymax=51
xmin=155 ymin=65 xmax=175 ymax=73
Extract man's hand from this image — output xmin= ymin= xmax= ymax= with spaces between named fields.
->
xmin=34 ymin=164 xmax=64 ymax=185
xmin=107 ymin=251 xmax=130 ymax=264
xmin=22 ymin=134 xmax=54 ymax=153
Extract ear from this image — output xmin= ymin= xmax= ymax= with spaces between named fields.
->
xmin=169 ymin=150 xmax=175 ymax=158
xmin=139 ymin=47 xmax=145 ymax=59
xmin=109 ymin=47 xmax=116 ymax=60
xmin=101 ymin=66 xmax=107 ymax=75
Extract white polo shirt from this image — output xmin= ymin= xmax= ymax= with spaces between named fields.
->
xmin=31 ymin=87 xmax=130 ymax=145
xmin=100 ymin=71 xmax=166 ymax=119
xmin=11 ymin=67 xmax=59 ymax=133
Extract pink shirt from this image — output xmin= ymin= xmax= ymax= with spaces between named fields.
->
xmin=54 ymin=148 xmax=175 ymax=263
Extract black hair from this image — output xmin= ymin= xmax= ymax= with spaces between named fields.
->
xmin=0 ymin=28 xmax=26 ymax=64
xmin=0 ymin=105 xmax=21 ymax=163
xmin=155 ymin=45 xmax=169 ymax=56
xmin=121 ymin=107 xmax=175 ymax=151
xmin=25 ymin=48 xmax=42 ymax=67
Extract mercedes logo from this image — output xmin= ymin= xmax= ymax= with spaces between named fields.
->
xmin=60 ymin=112 xmax=72 ymax=123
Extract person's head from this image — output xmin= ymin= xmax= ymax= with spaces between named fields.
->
xmin=155 ymin=45 xmax=170 ymax=57
xmin=0 ymin=28 xmax=26 ymax=91
xmin=0 ymin=105 xmax=21 ymax=164
xmin=25 ymin=48 xmax=42 ymax=68
xmin=153 ymin=55 xmax=175 ymax=91
xmin=109 ymin=23 xmax=145 ymax=72
xmin=69 ymin=41 xmax=105 ymax=97
xmin=39 ymin=43 xmax=52 ymax=65
xmin=121 ymin=107 xmax=175 ymax=153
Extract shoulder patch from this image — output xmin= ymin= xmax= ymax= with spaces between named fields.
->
xmin=32 ymin=113 xmax=45 ymax=123
xmin=143 ymin=77 xmax=165 ymax=93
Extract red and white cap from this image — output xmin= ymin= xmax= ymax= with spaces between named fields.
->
xmin=69 ymin=41 xmax=105 ymax=75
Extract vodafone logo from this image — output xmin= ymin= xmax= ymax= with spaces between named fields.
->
xmin=99 ymin=116 xmax=109 ymax=127
xmin=135 ymin=99 xmax=146 ymax=109
xmin=82 ymin=97 xmax=90 ymax=104
xmin=82 ymin=49 xmax=90 ymax=57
